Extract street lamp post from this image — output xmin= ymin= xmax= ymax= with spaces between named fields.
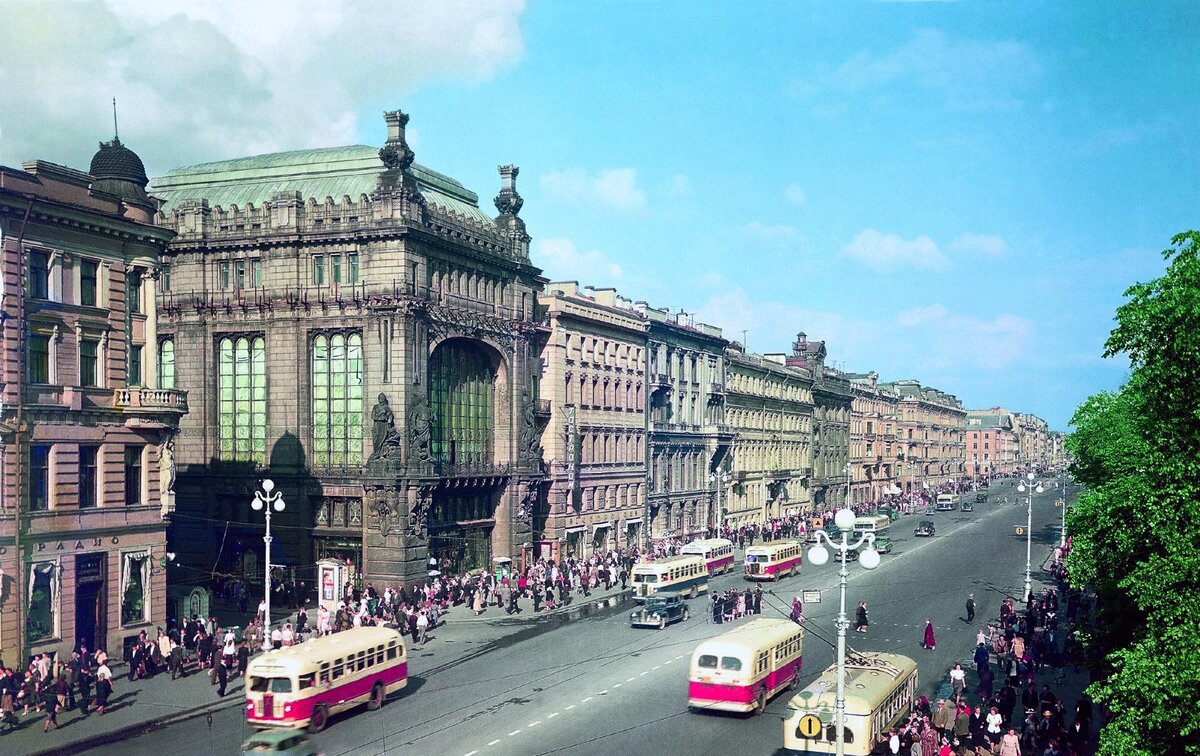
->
xmin=710 ymin=469 xmax=730 ymax=530
xmin=1016 ymin=472 xmax=1043 ymax=602
xmin=806 ymin=508 xmax=881 ymax=756
xmin=251 ymin=479 xmax=286 ymax=631
xmin=843 ymin=462 xmax=851 ymax=510
xmin=1059 ymin=478 xmax=1070 ymax=547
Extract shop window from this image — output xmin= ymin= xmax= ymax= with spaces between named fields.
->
xmin=27 ymin=562 xmax=58 ymax=643
xmin=121 ymin=552 xmax=150 ymax=626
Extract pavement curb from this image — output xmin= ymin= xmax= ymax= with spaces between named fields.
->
xmin=26 ymin=696 xmax=244 ymax=756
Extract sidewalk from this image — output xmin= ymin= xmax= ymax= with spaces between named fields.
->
xmin=10 ymin=580 xmax=635 ymax=755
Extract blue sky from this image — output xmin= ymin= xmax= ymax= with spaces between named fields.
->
xmin=3 ymin=1 xmax=1196 ymax=429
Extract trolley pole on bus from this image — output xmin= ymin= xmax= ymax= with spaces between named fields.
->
xmin=806 ymin=508 xmax=881 ymax=756
xmin=1017 ymin=472 xmax=1043 ymax=602
xmin=251 ymin=479 xmax=286 ymax=631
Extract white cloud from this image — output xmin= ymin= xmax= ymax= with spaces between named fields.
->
xmin=842 ymin=229 xmax=947 ymax=271
xmin=950 ymin=233 xmax=1008 ymax=259
xmin=794 ymin=29 xmax=1040 ymax=111
xmin=896 ymin=304 xmax=949 ymax=326
xmin=784 ymin=183 xmax=807 ymax=207
xmin=0 ymin=0 xmax=526 ymax=173
xmin=540 ymin=167 xmax=647 ymax=212
xmin=533 ymin=237 xmax=623 ymax=283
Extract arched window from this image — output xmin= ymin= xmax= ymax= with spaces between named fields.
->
xmin=311 ymin=332 xmax=364 ymax=466
xmin=217 ymin=335 xmax=266 ymax=463
xmin=429 ymin=340 xmax=496 ymax=465
xmin=158 ymin=338 xmax=175 ymax=389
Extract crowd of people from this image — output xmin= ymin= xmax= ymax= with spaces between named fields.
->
xmin=0 ymin=646 xmax=115 ymax=734
xmin=882 ymin=540 xmax=1096 ymax=756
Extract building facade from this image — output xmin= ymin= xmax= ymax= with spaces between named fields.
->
xmin=641 ymin=305 xmax=731 ymax=541
xmin=723 ymin=347 xmax=814 ymax=524
xmin=1 ymin=141 xmax=186 ymax=663
xmin=537 ymin=284 xmax=648 ymax=558
xmin=965 ymin=409 xmax=1019 ymax=478
xmin=1015 ymin=412 xmax=1050 ymax=471
xmin=847 ymin=372 xmax=901 ymax=505
xmin=887 ymin=380 xmax=966 ymax=493
xmin=786 ymin=333 xmax=852 ymax=511
xmin=151 ymin=111 xmax=546 ymax=589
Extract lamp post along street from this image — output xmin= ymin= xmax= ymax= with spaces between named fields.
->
xmin=251 ymin=479 xmax=286 ymax=631
xmin=1017 ymin=472 xmax=1043 ymax=602
xmin=807 ymin=508 xmax=881 ymax=756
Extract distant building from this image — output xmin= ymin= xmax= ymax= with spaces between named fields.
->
xmin=885 ymin=380 xmax=966 ymax=492
xmin=786 ymin=333 xmax=852 ymax=510
xmin=846 ymin=371 xmax=901 ymax=505
xmin=724 ymin=345 xmax=814 ymax=524
xmin=537 ymin=283 xmax=649 ymax=558
xmin=151 ymin=110 xmax=546 ymax=588
xmin=1 ymin=137 xmax=185 ymax=663
xmin=964 ymin=408 xmax=1019 ymax=478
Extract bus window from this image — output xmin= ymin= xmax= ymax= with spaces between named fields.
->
xmin=720 ymin=656 xmax=743 ymax=672
xmin=387 ymin=644 xmax=397 ymax=661
xmin=250 ymin=676 xmax=293 ymax=693
xmin=634 ymin=574 xmax=658 ymax=583
xmin=332 ymin=659 xmax=344 ymax=680
xmin=697 ymin=655 xmax=718 ymax=669
xmin=358 ymin=652 xmax=367 ymax=672
xmin=299 ymin=673 xmax=315 ymax=690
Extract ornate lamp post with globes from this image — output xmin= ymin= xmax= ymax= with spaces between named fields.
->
xmin=251 ymin=479 xmax=286 ymax=631
xmin=1017 ymin=471 xmax=1043 ymax=602
xmin=807 ymin=508 xmax=881 ymax=756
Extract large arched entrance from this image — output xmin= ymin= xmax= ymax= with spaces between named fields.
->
xmin=426 ymin=338 xmax=504 ymax=573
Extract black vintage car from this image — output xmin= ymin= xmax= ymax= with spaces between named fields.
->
xmin=630 ymin=592 xmax=689 ymax=629
xmin=976 ymin=492 xmax=988 ymax=503
xmin=914 ymin=520 xmax=937 ymax=537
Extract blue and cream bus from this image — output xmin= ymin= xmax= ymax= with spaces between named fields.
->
xmin=632 ymin=554 xmax=709 ymax=601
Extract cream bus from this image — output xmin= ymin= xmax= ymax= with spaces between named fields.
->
xmin=744 ymin=540 xmax=803 ymax=581
xmin=632 ymin=554 xmax=709 ymax=601
xmin=782 ymin=652 xmax=919 ymax=755
xmin=246 ymin=625 xmax=407 ymax=733
xmin=681 ymin=538 xmax=736 ymax=575
xmin=688 ymin=617 xmax=805 ymax=714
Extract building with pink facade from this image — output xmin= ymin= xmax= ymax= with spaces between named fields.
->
xmin=1 ymin=139 xmax=186 ymax=664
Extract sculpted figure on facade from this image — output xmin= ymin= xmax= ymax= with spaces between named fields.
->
xmin=159 ymin=431 xmax=177 ymax=518
xmin=369 ymin=393 xmax=404 ymax=461
xmin=516 ymin=391 xmax=541 ymax=463
xmin=408 ymin=394 xmax=434 ymax=464
xmin=407 ymin=488 xmax=433 ymax=540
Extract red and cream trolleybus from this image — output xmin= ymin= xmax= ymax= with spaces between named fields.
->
xmin=681 ymin=538 xmax=736 ymax=575
xmin=744 ymin=540 xmax=803 ymax=581
xmin=246 ymin=626 xmax=407 ymax=733
xmin=688 ymin=618 xmax=804 ymax=715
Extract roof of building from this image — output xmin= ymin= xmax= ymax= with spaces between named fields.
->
xmin=89 ymin=137 xmax=148 ymax=185
xmin=150 ymin=144 xmax=492 ymax=224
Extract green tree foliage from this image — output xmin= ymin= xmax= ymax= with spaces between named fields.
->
xmin=1067 ymin=231 xmax=1200 ymax=755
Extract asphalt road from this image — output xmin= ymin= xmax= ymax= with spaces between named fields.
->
xmin=109 ymin=476 xmax=1074 ymax=756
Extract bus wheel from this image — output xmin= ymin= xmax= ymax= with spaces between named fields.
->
xmin=753 ymin=689 xmax=767 ymax=715
xmin=367 ymin=681 xmax=385 ymax=711
xmin=308 ymin=704 xmax=329 ymax=733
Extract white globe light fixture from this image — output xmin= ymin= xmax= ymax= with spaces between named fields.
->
xmin=1016 ymin=472 xmax=1043 ymax=602
xmin=804 ymin=506 xmax=881 ymax=756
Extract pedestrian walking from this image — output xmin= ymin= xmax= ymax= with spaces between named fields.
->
xmin=94 ymin=663 xmax=112 ymax=715
xmin=855 ymin=601 xmax=869 ymax=633
xmin=949 ymin=663 xmax=967 ymax=698
xmin=216 ymin=657 xmax=229 ymax=697
xmin=966 ymin=594 xmax=976 ymax=623
xmin=923 ymin=619 xmax=937 ymax=650
xmin=790 ymin=596 xmax=804 ymax=624
xmin=41 ymin=685 xmax=59 ymax=732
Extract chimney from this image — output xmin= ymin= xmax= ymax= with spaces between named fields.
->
xmin=384 ymin=110 xmax=409 ymax=145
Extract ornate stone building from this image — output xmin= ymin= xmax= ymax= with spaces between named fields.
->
xmin=1015 ymin=412 xmax=1049 ymax=471
xmin=786 ymin=333 xmax=852 ymax=511
xmin=1 ymin=139 xmax=186 ymax=663
xmin=723 ymin=346 xmax=814 ymax=524
xmin=965 ymin=408 xmax=1019 ymax=478
xmin=639 ymin=305 xmax=731 ymax=541
xmin=151 ymin=110 xmax=546 ymax=587
xmin=885 ymin=380 xmax=966 ymax=492
xmin=846 ymin=372 xmax=901 ymax=505
xmin=537 ymin=284 xmax=648 ymax=557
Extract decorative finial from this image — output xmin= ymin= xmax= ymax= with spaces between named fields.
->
xmin=494 ymin=164 xmax=524 ymax=216
xmin=112 ymin=98 xmax=119 ymax=142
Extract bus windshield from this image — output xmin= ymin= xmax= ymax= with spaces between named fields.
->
xmin=633 ymin=573 xmax=659 ymax=583
xmin=249 ymin=676 xmax=293 ymax=693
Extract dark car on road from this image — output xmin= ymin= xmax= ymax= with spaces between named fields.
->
xmin=630 ymin=592 xmax=689 ymax=629
xmin=960 ymin=501 xmax=974 ymax=512
xmin=975 ymin=492 xmax=988 ymax=503
xmin=914 ymin=520 xmax=937 ymax=537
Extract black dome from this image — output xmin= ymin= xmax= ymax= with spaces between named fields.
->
xmin=89 ymin=137 xmax=148 ymax=186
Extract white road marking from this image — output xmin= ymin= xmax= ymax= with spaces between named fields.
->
xmin=664 ymin=659 xmax=674 ymax=664
xmin=627 ymin=677 xmax=636 ymax=682
xmin=582 ymin=697 xmax=593 ymax=703
xmin=548 ymin=712 xmax=560 ymax=718
xmin=528 ymin=721 xmax=542 ymax=727
xmin=640 ymin=671 xmax=649 ymax=676
xmin=676 ymin=655 xmax=685 ymax=660
xmin=465 ymin=751 xmax=478 ymax=756
xmin=488 ymin=740 xmax=501 ymax=746
xmin=613 ymin=682 xmax=622 ymax=687
xmin=508 ymin=729 xmax=522 ymax=737
xmin=652 ymin=665 xmax=661 ymax=670
xmin=566 ymin=704 xmax=577 ymax=710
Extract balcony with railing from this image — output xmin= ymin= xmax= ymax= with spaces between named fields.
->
xmin=114 ymin=387 xmax=189 ymax=414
